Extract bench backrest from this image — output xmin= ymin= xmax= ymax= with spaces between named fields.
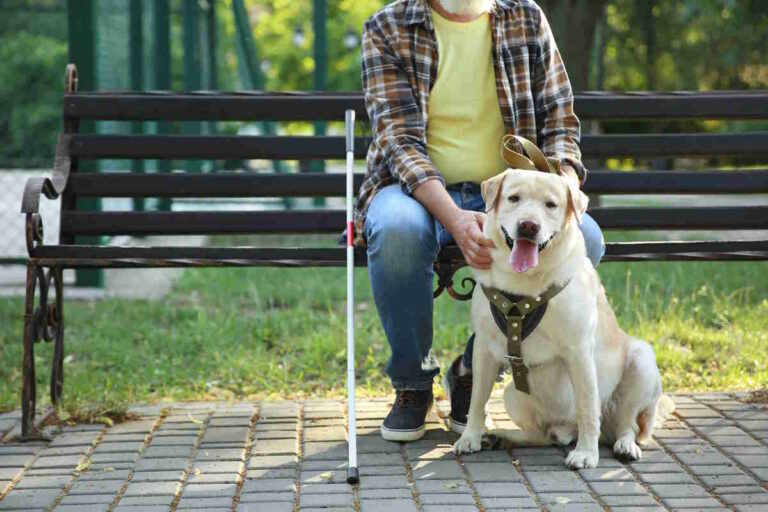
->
xmin=59 ymin=91 xmax=768 ymax=243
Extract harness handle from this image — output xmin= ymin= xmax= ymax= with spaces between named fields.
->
xmin=501 ymin=134 xmax=560 ymax=174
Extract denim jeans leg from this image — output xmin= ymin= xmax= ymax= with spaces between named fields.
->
xmin=461 ymin=211 xmax=606 ymax=370
xmin=365 ymin=184 xmax=441 ymax=390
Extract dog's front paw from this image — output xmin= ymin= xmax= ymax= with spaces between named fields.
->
xmin=613 ymin=436 xmax=642 ymax=461
xmin=565 ymin=448 xmax=599 ymax=469
xmin=453 ymin=430 xmax=483 ymax=454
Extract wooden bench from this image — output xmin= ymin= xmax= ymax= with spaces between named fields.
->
xmin=18 ymin=65 xmax=768 ymax=437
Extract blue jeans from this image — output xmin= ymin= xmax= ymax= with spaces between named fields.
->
xmin=364 ymin=182 xmax=605 ymax=390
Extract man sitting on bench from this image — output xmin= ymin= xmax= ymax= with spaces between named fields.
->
xmin=355 ymin=0 xmax=605 ymax=441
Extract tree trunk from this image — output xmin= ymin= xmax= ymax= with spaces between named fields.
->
xmin=537 ymin=0 xmax=608 ymax=92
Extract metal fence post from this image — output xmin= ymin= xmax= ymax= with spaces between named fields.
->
xmin=130 ymin=0 xmax=146 ymax=212
xmin=154 ymin=0 xmax=172 ymax=211
xmin=67 ymin=0 xmax=103 ymax=287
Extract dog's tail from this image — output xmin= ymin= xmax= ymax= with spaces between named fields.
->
xmin=637 ymin=394 xmax=675 ymax=445
xmin=655 ymin=394 xmax=676 ymax=427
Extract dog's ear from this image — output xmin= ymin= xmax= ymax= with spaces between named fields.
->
xmin=564 ymin=176 xmax=589 ymax=222
xmin=481 ymin=171 xmax=509 ymax=212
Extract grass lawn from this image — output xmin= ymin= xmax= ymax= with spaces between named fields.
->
xmin=1 ymin=234 xmax=766 ymax=419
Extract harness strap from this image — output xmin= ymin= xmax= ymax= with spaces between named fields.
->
xmin=481 ymin=279 xmax=571 ymax=394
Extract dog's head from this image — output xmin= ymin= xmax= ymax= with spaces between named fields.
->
xmin=481 ymin=169 xmax=588 ymax=273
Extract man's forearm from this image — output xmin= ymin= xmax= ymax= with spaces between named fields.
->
xmin=412 ymin=179 xmax=462 ymax=231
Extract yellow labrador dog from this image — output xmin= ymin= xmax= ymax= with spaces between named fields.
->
xmin=452 ymin=169 xmax=673 ymax=469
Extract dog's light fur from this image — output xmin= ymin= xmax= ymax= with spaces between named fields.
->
xmin=452 ymin=170 xmax=674 ymax=469
xmin=438 ymin=0 xmax=495 ymax=16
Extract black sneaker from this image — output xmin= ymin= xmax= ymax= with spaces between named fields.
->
xmin=380 ymin=389 xmax=433 ymax=442
xmin=442 ymin=355 xmax=472 ymax=434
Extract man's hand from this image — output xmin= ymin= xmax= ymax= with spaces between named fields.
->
xmin=446 ymin=210 xmax=495 ymax=270
xmin=413 ymin=179 xmax=496 ymax=270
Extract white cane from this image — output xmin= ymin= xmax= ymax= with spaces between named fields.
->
xmin=344 ymin=109 xmax=360 ymax=484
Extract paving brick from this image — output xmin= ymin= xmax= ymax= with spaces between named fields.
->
xmin=12 ymin=474 xmax=71 ymax=489
xmin=602 ymin=494 xmax=659 ymax=507
xmin=472 ymin=482 xmax=529 ymax=497
xmin=719 ymin=491 xmax=768 ymax=505
xmin=411 ymin=459 xmax=464 ymax=480
xmin=247 ymin=466 xmax=297 ymax=479
xmin=699 ymin=472 xmax=757 ymax=486
xmin=248 ymin=454 xmax=297 ymax=469
xmin=59 ymin=493 xmax=120 ymax=505
xmin=0 ymin=489 xmax=60 ymax=508
xmin=250 ymin=439 xmax=297 ymax=456
xmin=419 ymin=493 xmax=476 ymax=505
xmin=129 ymin=470 xmax=183 ymax=481
xmin=589 ymin=481 xmax=648 ymax=495
xmin=134 ymin=457 xmax=190 ymax=471
xmin=301 ymin=482 xmax=357 ymax=494
xmin=181 ymin=482 xmax=238 ymax=498
xmin=415 ymin=479 xmax=471 ymax=494
xmin=238 ymin=490 xmax=295 ymax=502
xmin=479 ymin=496 xmax=538 ymax=509
xmin=124 ymin=480 xmax=180 ymax=496
xmin=538 ymin=492 xmax=595 ymax=505
xmin=191 ymin=460 xmax=242 ymax=473
xmin=421 ymin=506 xmax=478 ymax=512
xmin=685 ymin=463 xmax=742 ymax=475
xmin=463 ymin=462 xmax=521 ymax=482
xmin=240 ymin=478 xmax=296 ymax=493
xmin=300 ymin=493 xmax=354 ymax=507
xmin=358 ymin=499 xmax=418 ymax=512
xmin=55 ymin=505 xmax=111 ymax=512
xmin=358 ymin=487 xmax=414 ymax=500
xmin=524 ymin=470 xmax=588 ymax=492
xmin=637 ymin=471 xmax=695 ymax=484
xmin=115 ymin=495 xmax=175 ymax=506
xmin=176 ymin=496 xmax=233 ymax=508
xmin=662 ymin=497 xmax=726 ymax=508
xmin=578 ymin=467 xmax=634 ymax=481
xmin=547 ymin=504 xmax=603 ymax=512
xmin=237 ymin=503 xmax=293 ymax=512
xmin=68 ymin=478 xmax=125 ymax=495
xmin=649 ymin=483 xmax=712 ymax=499
xmin=302 ymin=441 xmax=348 ymax=460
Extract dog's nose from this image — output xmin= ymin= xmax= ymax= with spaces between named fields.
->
xmin=517 ymin=220 xmax=540 ymax=239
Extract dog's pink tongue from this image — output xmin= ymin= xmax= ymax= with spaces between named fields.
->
xmin=508 ymin=239 xmax=539 ymax=273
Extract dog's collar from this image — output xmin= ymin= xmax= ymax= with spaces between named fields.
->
xmin=481 ymin=278 xmax=571 ymax=394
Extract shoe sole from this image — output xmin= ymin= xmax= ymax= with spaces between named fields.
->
xmin=380 ymin=424 xmax=426 ymax=442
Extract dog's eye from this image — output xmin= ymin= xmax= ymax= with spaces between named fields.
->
xmin=546 ymin=201 xmax=558 ymax=209
xmin=508 ymin=195 xmax=520 ymax=203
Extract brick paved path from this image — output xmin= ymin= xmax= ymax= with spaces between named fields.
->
xmin=1 ymin=393 xmax=767 ymax=511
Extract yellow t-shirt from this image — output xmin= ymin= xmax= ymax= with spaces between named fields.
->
xmin=426 ymin=8 xmax=507 ymax=186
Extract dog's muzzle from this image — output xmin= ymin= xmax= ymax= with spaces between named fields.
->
xmin=500 ymin=225 xmax=556 ymax=252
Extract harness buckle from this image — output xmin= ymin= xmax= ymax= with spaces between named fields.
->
xmin=504 ymin=355 xmax=525 ymax=366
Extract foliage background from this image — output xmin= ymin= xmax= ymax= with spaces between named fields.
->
xmin=1 ymin=0 xmax=767 ymax=167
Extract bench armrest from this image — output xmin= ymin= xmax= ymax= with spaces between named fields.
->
xmin=21 ymin=135 xmax=71 ymax=214
xmin=21 ymin=134 xmax=72 ymax=255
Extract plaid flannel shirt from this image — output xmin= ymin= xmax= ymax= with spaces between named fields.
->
xmin=355 ymin=0 xmax=586 ymax=246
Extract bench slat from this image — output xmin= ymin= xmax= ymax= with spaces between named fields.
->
xmin=68 ymin=133 xmax=768 ymax=160
xmin=63 ymin=92 xmax=768 ymax=121
xmin=68 ymin=170 xmax=768 ymax=198
xmin=28 ymin=240 xmax=768 ymax=265
xmin=59 ymin=206 xmax=768 ymax=236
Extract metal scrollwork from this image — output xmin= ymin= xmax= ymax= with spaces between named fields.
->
xmin=433 ymin=261 xmax=476 ymax=301
xmin=25 ymin=213 xmax=44 ymax=255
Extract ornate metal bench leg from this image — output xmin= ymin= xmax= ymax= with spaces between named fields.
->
xmin=21 ymin=264 xmax=38 ymax=439
xmin=50 ymin=268 xmax=64 ymax=406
